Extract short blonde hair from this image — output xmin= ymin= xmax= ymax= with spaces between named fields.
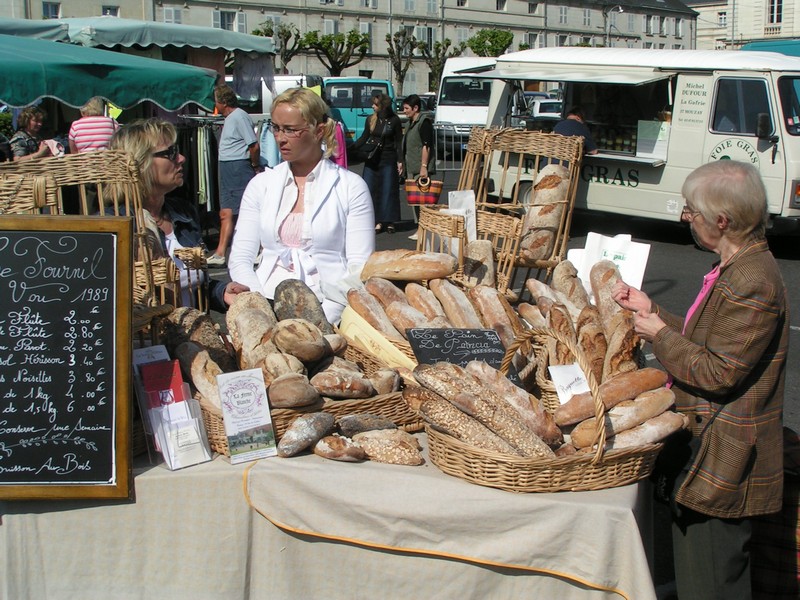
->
xmin=80 ymin=97 xmax=105 ymax=117
xmin=682 ymin=160 xmax=768 ymax=243
xmin=110 ymin=118 xmax=177 ymax=200
xmin=272 ymin=87 xmax=337 ymax=159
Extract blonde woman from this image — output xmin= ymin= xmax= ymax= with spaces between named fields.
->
xmin=228 ymin=87 xmax=375 ymax=323
xmin=68 ymin=96 xmax=119 ymax=154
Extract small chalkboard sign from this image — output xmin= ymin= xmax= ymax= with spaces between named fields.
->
xmin=406 ymin=328 xmax=520 ymax=386
xmin=0 ymin=215 xmax=133 ymax=500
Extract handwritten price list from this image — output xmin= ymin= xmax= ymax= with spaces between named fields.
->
xmin=0 ymin=232 xmax=116 ymax=485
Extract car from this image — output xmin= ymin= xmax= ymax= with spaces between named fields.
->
xmin=523 ymin=91 xmax=550 ymax=108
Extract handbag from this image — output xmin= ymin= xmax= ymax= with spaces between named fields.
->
xmin=652 ymin=404 xmax=724 ymax=515
xmin=356 ymin=119 xmax=386 ymax=164
xmin=404 ymin=176 xmax=444 ymax=205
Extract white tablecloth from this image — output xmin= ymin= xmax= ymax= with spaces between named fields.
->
xmin=1 ymin=436 xmax=656 ymax=600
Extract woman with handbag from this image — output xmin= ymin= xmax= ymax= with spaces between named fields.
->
xmin=354 ymin=93 xmax=403 ymax=234
xmin=401 ymin=94 xmax=437 ymax=241
xmin=612 ymin=160 xmax=789 ymax=600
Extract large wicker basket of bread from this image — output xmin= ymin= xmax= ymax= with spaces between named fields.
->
xmin=419 ymin=326 xmax=675 ymax=493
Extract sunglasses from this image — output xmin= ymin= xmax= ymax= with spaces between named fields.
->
xmin=152 ymin=145 xmax=180 ymax=161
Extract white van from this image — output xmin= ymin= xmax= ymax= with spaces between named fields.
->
xmin=434 ymin=57 xmax=498 ymax=159
xmin=230 ymin=73 xmax=324 ymax=123
xmin=479 ymin=47 xmax=800 ymax=233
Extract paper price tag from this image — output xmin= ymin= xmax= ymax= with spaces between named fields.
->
xmin=547 ymin=364 xmax=590 ymax=405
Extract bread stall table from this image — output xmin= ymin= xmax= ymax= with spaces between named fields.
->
xmin=0 ymin=456 xmax=253 ymax=600
xmin=244 ymin=434 xmax=657 ymax=600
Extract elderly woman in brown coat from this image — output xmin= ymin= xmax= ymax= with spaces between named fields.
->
xmin=612 ymin=160 xmax=788 ymax=600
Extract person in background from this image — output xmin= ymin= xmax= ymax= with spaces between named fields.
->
xmin=355 ymin=92 xmax=403 ymax=234
xmin=400 ymin=94 xmax=436 ymax=241
xmin=0 ymin=132 xmax=11 ymax=162
xmin=68 ymin=96 xmax=120 ymax=154
xmin=10 ymin=106 xmax=52 ymax=162
xmin=110 ymin=118 xmax=248 ymax=311
xmin=209 ymin=84 xmax=261 ymax=268
xmin=228 ymin=87 xmax=374 ymax=324
xmin=553 ymin=106 xmax=598 ymax=155
xmin=612 ymin=160 xmax=788 ymax=600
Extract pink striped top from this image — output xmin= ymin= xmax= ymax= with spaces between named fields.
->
xmin=68 ymin=116 xmax=120 ymax=153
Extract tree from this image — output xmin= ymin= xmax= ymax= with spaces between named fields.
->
xmin=419 ymin=38 xmax=466 ymax=92
xmin=466 ymin=29 xmax=514 ymax=57
xmin=252 ymin=21 xmax=306 ymax=74
xmin=302 ymin=30 xmax=370 ymax=77
xmin=386 ymin=29 xmax=419 ymax=96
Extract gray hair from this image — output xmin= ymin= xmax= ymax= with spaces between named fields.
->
xmin=681 ymin=160 xmax=768 ymax=243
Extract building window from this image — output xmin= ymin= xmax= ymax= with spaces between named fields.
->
xmin=42 ymin=2 xmax=60 ymax=19
xmin=163 ymin=6 xmax=182 ymax=23
xmin=628 ymin=14 xmax=635 ymax=32
xmin=324 ymin=18 xmax=338 ymax=35
xmin=610 ymin=11 xmax=618 ymax=28
xmin=583 ymin=9 xmax=590 ymax=27
xmin=644 ymin=15 xmax=653 ymax=35
xmin=213 ymin=10 xmax=246 ymax=33
xmin=659 ymin=17 xmax=668 ymax=35
xmin=404 ymin=0 xmax=415 ymax=12
xmin=427 ymin=0 xmax=437 ymax=14
xmin=718 ymin=12 xmax=727 ymax=27
xmin=558 ymin=34 xmax=569 ymax=46
xmin=360 ymin=22 xmax=372 ymax=53
xmin=644 ymin=41 xmax=653 ymax=49
xmin=497 ymin=0 xmax=506 ymax=11
xmin=101 ymin=5 xmax=118 ymax=16
xmin=672 ymin=43 xmax=683 ymax=49
xmin=558 ymin=6 xmax=567 ymax=25
xmin=675 ymin=18 xmax=683 ymax=37
xmin=456 ymin=0 xmax=467 ymax=6
xmin=528 ymin=2 xmax=538 ymax=14
xmin=768 ymin=0 xmax=782 ymax=24
xmin=416 ymin=26 xmax=434 ymax=50
xmin=456 ymin=27 xmax=469 ymax=43
xmin=526 ymin=32 xmax=538 ymax=48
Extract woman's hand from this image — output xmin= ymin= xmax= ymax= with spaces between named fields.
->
xmin=397 ymin=162 xmax=404 ymax=176
xmin=223 ymin=281 xmax=250 ymax=306
xmin=37 ymin=141 xmax=51 ymax=158
xmin=612 ymin=280 xmax=652 ymax=313
xmin=632 ymin=310 xmax=666 ymax=342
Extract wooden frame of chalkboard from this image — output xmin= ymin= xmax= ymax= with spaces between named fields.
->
xmin=0 ymin=215 xmax=133 ymax=500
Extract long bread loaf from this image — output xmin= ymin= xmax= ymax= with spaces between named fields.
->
xmin=429 ymin=278 xmax=483 ymax=329
xmin=346 ymin=287 xmax=405 ymax=342
xmin=361 ymin=250 xmax=458 ymax=281
xmin=605 ymin=411 xmax=689 ymax=449
xmin=405 ymin=282 xmax=450 ymax=323
xmin=554 ymin=367 xmax=669 ymax=426
xmin=364 ymin=277 xmax=409 ymax=308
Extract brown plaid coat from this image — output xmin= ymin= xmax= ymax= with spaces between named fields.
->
xmin=651 ymin=239 xmax=789 ymax=519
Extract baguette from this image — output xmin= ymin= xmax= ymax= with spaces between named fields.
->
xmin=554 ymin=367 xmax=670 ymax=426
xmin=590 ymin=260 xmax=625 ymax=336
xmin=551 ymin=260 xmax=590 ymax=310
xmin=464 ymin=361 xmax=562 ymax=446
xmin=361 ymin=250 xmax=458 ymax=281
xmin=548 ymin=303 xmax=577 ymax=365
xmin=405 ymin=282 xmax=450 ymax=323
xmin=418 ymin=394 xmax=521 ymax=456
xmin=429 ymin=278 xmax=483 ymax=329
xmin=364 ymin=277 xmax=409 ymax=309
xmin=605 ymin=411 xmax=689 ymax=449
xmin=602 ymin=311 xmax=639 ymax=381
xmin=518 ymin=165 xmax=569 ymax=263
xmin=346 ymin=287 xmax=405 ymax=342
xmin=576 ymin=305 xmax=607 ymax=385
xmin=467 ymin=286 xmax=525 ymax=349
xmin=449 ymin=392 xmax=555 ymax=459
xmin=570 ymin=386 xmax=675 ymax=448
xmin=385 ymin=301 xmax=436 ymax=338
xmin=517 ymin=302 xmax=548 ymax=328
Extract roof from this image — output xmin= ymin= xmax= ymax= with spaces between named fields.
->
xmin=0 ymin=16 xmax=274 ymax=54
xmin=495 ymin=47 xmax=800 ymax=73
xmin=589 ymin=0 xmax=698 ymax=17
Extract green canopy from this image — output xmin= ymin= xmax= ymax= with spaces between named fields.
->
xmin=0 ymin=34 xmax=218 ymax=110
xmin=741 ymin=40 xmax=800 ymax=57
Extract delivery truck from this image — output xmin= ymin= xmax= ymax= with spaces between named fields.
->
xmin=477 ymin=47 xmax=800 ymax=233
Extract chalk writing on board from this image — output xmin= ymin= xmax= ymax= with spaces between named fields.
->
xmin=0 ymin=232 xmax=116 ymax=485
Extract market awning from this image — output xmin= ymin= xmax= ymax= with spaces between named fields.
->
xmin=459 ymin=65 xmax=671 ymax=86
xmin=0 ymin=16 xmax=274 ymax=54
xmin=0 ymin=34 xmax=218 ymax=110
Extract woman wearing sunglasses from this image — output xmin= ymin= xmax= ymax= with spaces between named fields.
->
xmin=227 ymin=87 xmax=375 ymax=324
xmin=110 ymin=119 xmax=248 ymax=311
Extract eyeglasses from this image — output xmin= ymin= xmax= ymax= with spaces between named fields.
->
xmin=267 ymin=123 xmax=309 ymax=138
xmin=152 ymin=145 xmax=180 ymax=162
xmin=681 ymin=204 xmax=702 ymax=222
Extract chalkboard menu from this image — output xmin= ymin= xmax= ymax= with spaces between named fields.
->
xmin=406 ymin=328 xmax=520 ymax=385
xmin=0 ymin=216 xmax=132 ymax=500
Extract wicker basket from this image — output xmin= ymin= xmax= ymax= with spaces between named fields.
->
xmin=426 ymin=327 xmax=662 ymax=493
xmin=199 ymin=344 xmax=424 ymax=457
